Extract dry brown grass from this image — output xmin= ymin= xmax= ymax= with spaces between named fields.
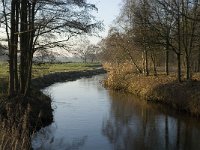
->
xmin=0 ymin=90 xmax=53 ymax=149
xmin=104 ymin=63 xmax=200 ymax=117
xmin=0 ymin=103 xmax=32 ymax=150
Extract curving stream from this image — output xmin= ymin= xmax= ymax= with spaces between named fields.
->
xmin=32 ymin=74 xmax=200 ymax=150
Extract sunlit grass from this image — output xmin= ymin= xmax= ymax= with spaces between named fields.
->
xmin=0 ymin=62 xmax=101 ymax=78
xmin=31 ymin=62 xmax=101 ymax=78
xmin=104 ymin=62 xmax=200 ymax=116
xmin=0 ymin=62 xmax=8 ymax=79
xmin=0 ymin=62 xmax=101 ymax=95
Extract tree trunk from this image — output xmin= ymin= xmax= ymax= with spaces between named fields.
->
xmin=186 ymin=55 xmax=191 ymax=80
xmin=145 ymin=49 xmax=149 ymax=76
xmin=9 ymin=0 xmax=16 ymax=96
xmin=25 ymin=55 xmax=33 ymax=96
xmin=165 ymin=43 xmax=169 ymax=75
xmin=124 ymin=47 xmax=142 ymax=73
xmin=177 ymin=1 xmax=181 ymax=83
xmin=177 ymin=53 xmax=181 ymax=82
xmin=20 ymin=0 xmax=28 ymax=96
xmin=142 ymin=51 xmax=145 ymax=74
xmin=197 ymin=45 xmax=200 ymax=72
xmin=25 ymin=3 xmax=36 ymax=95
xmin=151 ymin=53 xmax=157 ymax=76
xmin=14 ymin=0 xmax=19 ymax=93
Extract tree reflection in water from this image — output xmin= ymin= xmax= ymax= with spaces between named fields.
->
xmin=32 ymin=124 xmax=87 ymax=150
xmin=102 ymin=91 xmax=200 ymax=150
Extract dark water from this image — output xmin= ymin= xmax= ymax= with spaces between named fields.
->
xmin=32 ymin=75 xmax=200 ymax=150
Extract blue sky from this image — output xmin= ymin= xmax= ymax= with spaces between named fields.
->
xmin=87 ymin=0 xmax=122 ymax=43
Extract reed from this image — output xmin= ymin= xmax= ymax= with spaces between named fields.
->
xmin=104 ymin=63 xmax=200 ymax=117
xmin=0 ymin=89 xmax=53 ymax=149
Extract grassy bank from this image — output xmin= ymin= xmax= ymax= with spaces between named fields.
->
xmin=32 ymin=68 xmax=106 ymax=89
xmin=104 ymin=63 xmax=200 ymax=117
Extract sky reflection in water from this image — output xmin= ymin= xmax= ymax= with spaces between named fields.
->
xmin=32 ymin=75 xmax=200 ymax=150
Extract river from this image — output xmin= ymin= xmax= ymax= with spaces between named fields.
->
xmin=32 ymin=74 xmax=200 ymax=150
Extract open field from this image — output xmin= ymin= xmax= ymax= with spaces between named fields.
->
xmin=0 ymin=62 xmax=101 ymax=79
xmin=31 ymin=62 xmax=101 ymax=78
xmin=0 ymin=62 xmax=101 ymax=94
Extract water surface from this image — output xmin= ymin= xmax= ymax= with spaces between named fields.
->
xmin=32 ymin=75 xmax=200 ymax=150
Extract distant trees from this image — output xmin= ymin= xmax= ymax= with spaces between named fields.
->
xmin=35 ymin=50 xmax=57 ymax=64
xmin=101 ymin=0 xmax=200 ymax=82
xmin=0 ymin=0 xmax=101 ymax=97
xmin=74 ymin=38 xmax=90 ymax=63
xmin=86 ymin=44 xmax=99 ymax=63
xmin=74 ymin=38 xmax=99 ymax=63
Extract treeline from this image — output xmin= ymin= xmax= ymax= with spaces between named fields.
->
xmin=100 ymin=0 xmax=200 ymax=82
xmin=0 ymin=0 xmax=101 ymax=97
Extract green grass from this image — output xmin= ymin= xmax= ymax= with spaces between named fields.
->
xmin=0 ymin=62 xmax=101 ymax=78
xmin=31 ymin=62 xmax=101 ymax=78
xmin=0 ymin=62 xmax=8 ymax=95
xmin=0 ymin=62 xmax=8 ymax=79
xmin=0 ymin=62 xmax=101 ymax=94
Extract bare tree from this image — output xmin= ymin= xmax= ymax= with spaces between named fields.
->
xmin=1 ymin=0 xmax=102 ymax=97
xmin=86 ymin=44 xmax=100 ymax=63
xmin=34 ymin=50 xmax=58 ymax=63
xmin=73 ymin=38 xmax=91 ymax=63
xmin=102 ymin=0 xmax=200 ymax=82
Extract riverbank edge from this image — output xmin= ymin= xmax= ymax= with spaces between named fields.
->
xmin=32 ymin=68 xmax=107 ymax=89
xmin=0 ymin=68 xmax=106 ymax=131
xmin=29 ymin=68 xmax=106 ymax=129
xmin=0 ymin=68 xmax=106 ymax=149
xmin=104 ymin=72 xmax=200 ymax=117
